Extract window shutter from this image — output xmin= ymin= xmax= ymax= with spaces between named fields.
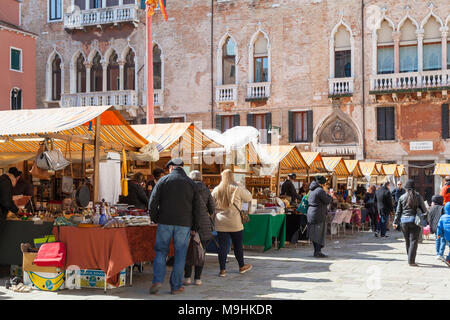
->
xmin=233 ymin=114 xmax=240 ymax=127
xmin=265 ymin=112 xmax=272 ymax=144
xmin=385 ymin=107 xmax=395 ymax=140
xmin=377 ymin=108 xmax=386 ymax=140
xmin=216 ymin=114 xmax=222 ymax=132
xmin=156 ymin=117 xmax=171 ymax=124
xmin=17 ymin=90 xmax=22 ymax=110
xmin=247 ymin=114 xmax=254 ymax=127
xmin=442 ymin=104 xmax=449 ymax=139
xmin=11 ymin=49 xmax=20 ymax=71
xmin=288 ymin=111 xmax=294 ymax=143
xmin=306 ymin=110 xmax=313 ymax=142
xmin=140 ymin=0 xmax=146 ymax=9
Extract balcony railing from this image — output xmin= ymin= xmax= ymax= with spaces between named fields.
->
xmin=246 ymin=82 xmax=270 ymax=100
xmin=154 ymin=89 xmax=163 ymax=108
xmin=216 ymin=84 xmax=237 ymax=103
xmin=370 ymin=70 xmax=450 ymax=92
xmin=329 ymin=78 xmax=354 ymax=96
xmin=61 ymin=90 xmax=138 ymax=108
xmin=64 ymin=4 xmax=139 ymax=29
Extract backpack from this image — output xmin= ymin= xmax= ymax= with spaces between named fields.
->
xmin=296 ymin=192 xmax=309 ymax=215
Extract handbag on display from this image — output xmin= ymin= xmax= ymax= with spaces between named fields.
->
xmin=36 ymin=140 xmax=70 ymax=171
xmin=31 ymin=144 xmax=50 ymax=180
xmin=33 ymin=227 xmax=66 ymax=268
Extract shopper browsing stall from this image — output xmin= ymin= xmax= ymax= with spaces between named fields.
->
xmin=375 ymin=182 xmax=394 ymax=238
xmin=281 ymin=173 xmax=302 ymax=205
xmin=0 ymin=168 xmax=21 ymax=225
xmin=364 ymin=185 xmax=378 ymax=236
xmin=307 ymin=175 xmax=332 ymax=258
xmin=126 ymin=172 xmax=149 ymax=210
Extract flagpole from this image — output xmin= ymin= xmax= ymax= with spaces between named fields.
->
xmin=146 ymin=6 xmax=154 ymax=124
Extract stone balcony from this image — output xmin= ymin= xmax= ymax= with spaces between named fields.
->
xmin=216 ymin=84 xmax=237 ymax=104
xmin=328 ymin=78 xmax=354 ymax=97
xmin=61 ymin=90 xmax=138 ymax=108
xmin=64 ymin=4 xmax=139 ymax=30
xmin=246 ymin=82 xmax=270 ymax=101
xmin=369 ymin=70 xmax=450 ymax=95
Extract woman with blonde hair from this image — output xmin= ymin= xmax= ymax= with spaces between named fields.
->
xmin=212 ymin=169 xmax=253 ymax=277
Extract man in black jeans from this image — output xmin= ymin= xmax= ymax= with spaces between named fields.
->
xmin=375 ymin=182 xmax=394 ymax=238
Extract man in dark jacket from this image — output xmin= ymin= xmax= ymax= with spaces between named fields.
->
xmin=184 ymin=170 xmax=214 ymax=286
xmin=126 ymin=172 xmax=149 ymax=210
xmin=428 ymin=195 xmax=446 ymax=260
xmin=375 ymin=182 xmax=394 ymax=238
xmin=391 ymin=181 xmax=406 ymax=209
xmin=0 ymin=168 xmax=21 ymax=226
xmin=307 ymin=176 xmax=332 ymax=258
xmin=281 ymin=173 xmax=302 ymax=205
xmin=148 ymin=158 xmax=201 ymax=295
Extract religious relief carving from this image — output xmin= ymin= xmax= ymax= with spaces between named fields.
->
xmin=318 ymin=117 xmax=358 ymax=146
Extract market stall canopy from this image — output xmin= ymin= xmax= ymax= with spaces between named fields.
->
xmin=0 ymin=106 xmax=149 ymax=153
xmin=322 ymin=157 xmax=350 ymax=177
xmin=359 ymin=162 xmax=380 ymax=176
xmin=433 ymin=163 xmax=450 ymax=176
xmin=300 ymin=152 xmax=326 ymax=173
xmin=398 ymin=164 xmax=407 ymax=176
xmin=257 ymin=145 xmax=308 ymax=175
xmin=376 ymin=163 xmax=385 ymax=175
xmin=344 ymin=160 xmax=363 ymax=177
xmin=382 ymin=164 xmax=399 ymax=177
xmin=132 ymin=123 xmax=221 ymax=156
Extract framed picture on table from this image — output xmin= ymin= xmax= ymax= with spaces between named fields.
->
xmin=347 ymin=176 xmax=353 ymax=190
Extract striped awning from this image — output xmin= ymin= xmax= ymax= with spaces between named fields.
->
xmin=132 ymin=123 xmax=221 ymax=155
xmin=376 ymin=163 xmax=385 ymax=175
xmin=398 ymin=164 xmax=407 ymax=176
xmin=300 ymin=152 xmax=326 ymax=172
xmin=359 ymin=162 xmax=380 ymax=176
xmin=434 ymin=163 xmax=450 ymax=176
xmin=322 ymin=157 xmax=350 ymax=177
xmin=0 ymin=106 xmax=148 ymax=153
xmin=258 ymin=145 xmax=308 ymax=174
xmin=344 ymin=160 xmax=364 ymax=177
xmin=383 ymin=164 xmax=399 ymax=177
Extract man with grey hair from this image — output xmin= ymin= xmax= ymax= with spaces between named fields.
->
xmin=183 ymin=170 xmax=214 ymax=286
xmin=148 ymin=158 xmax=201 ymax=295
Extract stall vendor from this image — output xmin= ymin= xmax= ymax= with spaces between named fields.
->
xmin=12 ymin=171 xmax=34 ymax=211
xmin=0 ymin=168 xmax=21 ymax=225
xmin=281 ymin=173 xmax=302 ymax=205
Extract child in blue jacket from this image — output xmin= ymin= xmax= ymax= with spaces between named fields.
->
xmin=437 ymin=203 xmax=450 ymax=267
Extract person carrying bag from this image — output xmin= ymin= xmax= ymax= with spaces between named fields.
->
xmin=393 ymin=179 xmax=428 ymax=267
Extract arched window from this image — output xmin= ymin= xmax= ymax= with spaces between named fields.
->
xmin=399 ymin=19 xmax=418 ymax=73
xmin=11 ymin=88 xmax=22 ymax=110
xmin=377 ymin=20 xmax=395 ymax=74
xmin=423 ymin=16 xmax=442 ymax=71
xmin=334 ymin=25 xmax=351 ymax=78
xmin=107 ymin=51 xmax=119 ymax=91
xmin=222 ymin=37 xmax=236 ymax=85
xmin=253 ymin=33 xmax=268 ymax=82
xmin=51 ymin=55 xmax=62 ymax=101
xmin=124 ymin=49 xmax=135 ymax=90
xmin=76 ymin=54 xmax=86 ymax=93
xmin=91 ymin=52 xmax=102 ymax=92
xmin=153 ymin=44 xmax=162 ymax=90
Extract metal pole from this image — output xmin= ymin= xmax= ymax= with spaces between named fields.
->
xmin=146 ymin=9 xmax=154 ymax=124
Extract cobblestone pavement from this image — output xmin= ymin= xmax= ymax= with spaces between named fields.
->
xmin=1 ymin=229 xmax=449 ymax=300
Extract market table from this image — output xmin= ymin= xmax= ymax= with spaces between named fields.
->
xmin=0 ymin=220 xmax=54 ymax=266
xmin=125 ymin=225 xmax=174 ymax=263
xmin=243 ymin=214 xmax=286 ymax=252
xmin=53 ymin=226 xmax=133 ymax=287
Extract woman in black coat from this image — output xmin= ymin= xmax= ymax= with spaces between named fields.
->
xmin=307 ymin=176 xmax=332 ymax=258
xmin=184 ymin=170 xmax=214 ymax=286
xmin=364 ymin=185 xmax=378 ymax=235
xmin=126 ymin=173 xmax=149 ymax=210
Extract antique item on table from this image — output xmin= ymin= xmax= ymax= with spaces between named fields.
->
xmin=103 ymin=218 xmax=126 ymax=229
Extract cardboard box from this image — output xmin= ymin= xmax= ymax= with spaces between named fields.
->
xmin=79 ymin=269 xmax=126 ymax=289
xmin=22 ymin=252 xmax=62 ymax=274
xmin=23 ymin=271 xmax=65 ymax=291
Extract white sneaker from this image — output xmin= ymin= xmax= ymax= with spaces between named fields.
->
xmin=436 ymin=255 xmax=444 ymax=260
xmin=183 ymin=278 xmax=191 ymax=285
xmin=194 ymin=279 xmax=202 ymax=286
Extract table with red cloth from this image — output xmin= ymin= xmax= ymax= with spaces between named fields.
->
xmin=125 ymin=225 xmax=174 ymax=263
xmin=53 ymin=226 xmax=134 ymax=287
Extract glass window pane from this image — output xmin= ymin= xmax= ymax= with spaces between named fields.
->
xmin=10 ymin=49 xmax=21 ymax=71
xmin=423 ymin=43 xmax=442 ymax=71
xmin=399 ymin=46 xmax=418 ymax=73
xmin=255 ymin=58 xmax=262 ymax=83
xmin=262 ymin=58 xmax=268 ymax=82
xmin=377 ymin=47 xmax=394 ymax=74
xmin=335 ymin=50 xmax=351 ymax=78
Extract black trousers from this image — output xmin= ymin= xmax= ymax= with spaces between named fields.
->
xmin=217 ymin=231 xmax=244 ymax=271
xmin=366 ymin=208 xmax=378 ymax=232
xmin=184 ymin=240 xmax=208 ymax=280
xmin=401 ymin=222 xmax=421 ymax=264
xmin=313 ymin=242 xmax=323 ymax=254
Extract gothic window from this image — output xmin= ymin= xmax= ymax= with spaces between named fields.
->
xmin=377 ymin=20 xmax=394 ymax=74
xmin=51 ymin=55 xmax=62 ymax=101
xmin=11 ymin=88 xmax=22 ymax=110
xmin=107 ymin=51 xmax=120 ymax=91
xmin=222 ymin=37 xmax=236 ymax=85
xmin=76 ymin=54 xmax=86 ymax=93
xmin=423 ymin=16 xmax=442 ymax=71
xmin=334 ymin=25 xmax=351 ymax=78
xmin=253 ymin=34 xmax=268 ymax=83
xmin=91 ymin=52 xmax=103 ymax=92
xmin=153 ymin=45 xmax=162 ymax=90
xmin=399 ymin=19 xmax=418 ymax=73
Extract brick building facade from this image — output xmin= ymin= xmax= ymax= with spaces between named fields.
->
xmin=21 ymin=0 xmax=450 ymax=201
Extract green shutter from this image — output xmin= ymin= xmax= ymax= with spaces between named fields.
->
xmin=288 ymin=111 xmax=294 ymax=143
xmin=377 ymin=108 xmax=386 ymax=140
xmin=216 ymin=114 xmax=222 ymax=132
xmin=306 ymin=110 xmax=313 ymax=142
xmin=233 ymin=114 xmax=240 ymax=127
xmin=247 ymin=114 xmax=254 ymax=127
xmin=140 ymin=0 xmax=146 ymax=9
xmin=442 ymin=104 xmax=449 ymax=139
xmin=10 ymin=49 xmax=21 ymax=71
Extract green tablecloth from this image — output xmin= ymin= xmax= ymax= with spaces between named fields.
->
xmin=243 ymin=214 xmax=286 ymax=252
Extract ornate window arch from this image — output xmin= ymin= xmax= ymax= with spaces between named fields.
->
xmin=373 ymin=17 xmax=396 ymax=75
xmin=152 ymin=42 xmax=163 ymax=90
xmin=421 ymin=11 xmax=444 ymax=71
xmin=248 ymin=29 xmax=270 ymax=83
xmin=217 ymin=33 xmax=238 ymax=85
xmin=121 ymin=46 xmax=137 ymax=91
xmin=397 ymin=15 xmax=419 ymax=72
xmin=70 ymin=50 xmax=87 ymax=94
xmin=46 ymin=50 xmax=64 ymax=102
xmin=330 ymin=19 xmax=354 ymax=79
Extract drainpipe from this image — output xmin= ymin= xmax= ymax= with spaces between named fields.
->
xmin=361 ymin=0 xmax=366 ymax=160
xmin=210 ymin=0 xmax=214 ymax=129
